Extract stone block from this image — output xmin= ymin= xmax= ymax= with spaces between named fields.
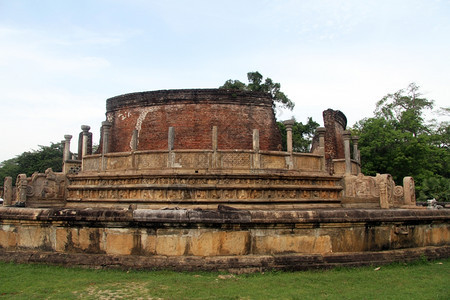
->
xmin=0 ymin=226 xmax=17 ymax=248
xmin=189 ymin=231 xmax=219 ymax=256
xmin=17 ymin=226 xmax=46 ymax=249
xmin=106 ymin=229 xmax=135 ymax=255
xmin=253 ymin=234 xmax=332 ymax=254
xmin=156 ymin=235 xmax=188 ymax=256
xmin=55 ymin=228 xmax=68 ymax=252
xmin=141 ymin=232 xmax=156 ymax=255
xmin=220 ymin=231 xmax=250 ymax=255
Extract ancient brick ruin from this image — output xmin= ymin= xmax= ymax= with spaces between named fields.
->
xmin=105 ymin=89 xmax=282 ymax=152
xmin=1 ymin=88 xmax=448 ymax=271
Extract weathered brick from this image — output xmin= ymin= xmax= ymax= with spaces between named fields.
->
xmin=103 ymin=89 xmax=282 ymax=152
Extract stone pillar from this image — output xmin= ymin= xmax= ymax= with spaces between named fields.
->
xmin=316 ymin=127 xmax=326 ymax=171
xmin=3 ymin=177 xmax=12 ymax=206
xmin=343 ymin=130 xmax=352 ymax=174
xmin=377 ymin=174 xmax=393 ymax=209
xmin=212 ymin=126 xmax=218 ymax=151
xmin=252 ymin=129 xmax=260 ymax=169
xmin=63 ymin=135 xmax=72 ymax=162
xmin=101 ymin=121 xmax=112 ymax=155
xmin=16 ymin=174 xmax=27 ymax=205
xmin=168 ymin=127 xmax=175 ymax=168
xmin=131 ymin=129 xmax=138 ymax=151
xmin=253 ymin=129 xmax=260 ymax=152
xmin=352 ymin=135 xmax=360 ymax=174
xmin=61 ymin=139 xmax=66 ymax=159
xmin=352 ymin=136 xmax=360 ymax=162
xmin=283 ymin=120 xmax=295 ymax=153
xmin=168 ymin=127 xmax=175 ymax=151
xmin=81 ymin=125 xmax=91 ymax=157
xmin=403 ymin=177 xmax=416 ymax=206
xmin=212 ymin=126 xmax=219 ymax=169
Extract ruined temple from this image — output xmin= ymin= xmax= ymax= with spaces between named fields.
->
xmin=1 ymin=88 xmax=448 ymax=271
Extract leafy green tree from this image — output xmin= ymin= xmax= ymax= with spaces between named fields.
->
xmin=418 ymin=176 xmax=450 ymax=202
xmin=0 ymin=143 xmax=64 ymax=185
xmin=277 ymin=118 xmax=319 ymax=152
xmin=353 ymin=83 xmax=449 ymax=200
xmin=220 ymin=71 xmax=295 ymax=110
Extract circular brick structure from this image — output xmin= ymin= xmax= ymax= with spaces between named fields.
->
xmin=104 ymin=89 xmax=282 ymax=152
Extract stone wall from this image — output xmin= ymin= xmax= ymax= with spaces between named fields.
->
xmin=104 ymin=89 xmax=282 ymax=153
xmin=66 ymin=172 xmax=343 ymax=209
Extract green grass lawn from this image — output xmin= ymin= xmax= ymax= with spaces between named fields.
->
xmin=0 ymin=259 xmax=448 ymax=299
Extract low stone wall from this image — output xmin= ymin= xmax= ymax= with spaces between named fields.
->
xmin=0 ymin=207 xmax=448 ymax=271
xmin=81 ymin=150 xmax=326 ymax=173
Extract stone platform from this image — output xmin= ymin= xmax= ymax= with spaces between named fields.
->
xmin=0 ymin=207 xmax=448 ymax=272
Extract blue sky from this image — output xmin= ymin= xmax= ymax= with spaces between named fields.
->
xmin=0 ymin=0 xmax=449 ymax=162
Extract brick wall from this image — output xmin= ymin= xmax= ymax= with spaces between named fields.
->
xmin=104 ymin=89 xmax=282 ymax=152
xmin=323 ymin=109 xmax=347 ymax=172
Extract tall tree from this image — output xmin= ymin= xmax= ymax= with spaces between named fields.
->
xmin=0 ymin=142 xmax=64 ymax=185
xmin=353 ymin=83 xmax=449 ymax=201
xmin=220 ymin=71 xmax=295 ymax=110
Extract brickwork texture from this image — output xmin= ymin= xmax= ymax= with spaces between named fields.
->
xmin=104 ymin=89 xmax=282 ymax=153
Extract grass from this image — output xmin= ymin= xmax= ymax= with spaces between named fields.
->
xmin=0 ymin=259 xmax=448 ymax=299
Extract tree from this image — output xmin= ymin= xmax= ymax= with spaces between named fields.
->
xmin=0 ymin=142 xmax=64 ymax=185
xmin=374 ymin=83 xmax=434 ymax=137
xmin=220 ymin=71 xmax=295 ymax=110
xmin=277 ymin=118 xmax=319 ymax=152
xmin=353 ymin=83 xmax=449 ymax=201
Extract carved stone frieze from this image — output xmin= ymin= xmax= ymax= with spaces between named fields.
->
xmin=344 ymin=173 xmax=416 ymax=209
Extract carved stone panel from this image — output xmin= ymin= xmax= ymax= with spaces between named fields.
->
xmin=403 ymin=177 xmax=416 ymax=206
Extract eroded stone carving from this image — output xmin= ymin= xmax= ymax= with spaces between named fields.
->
xmin=344 ymin=173 xmax=416 ymax=209
xmin=3 ymin=177 xmax=13 ymax=206
xmin=12 ymin=168 xmax=66 ymax=207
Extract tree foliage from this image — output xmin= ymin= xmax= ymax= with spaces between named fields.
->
xmin=0 ymin=143 xmax=63 ymax=185
xmin=353 ymin=83 xmax=449 ymax=201
xmin=220 ymin=71 xmax=295 ymax=110
xmin=277 ymin=118 xmax=319 ymax=152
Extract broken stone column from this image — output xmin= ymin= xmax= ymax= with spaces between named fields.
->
xmin=3 ymin=177 xmax=12 ymax=206
xmin=63 ymin=135 xmax=72 ymax=162
xmin=168 ymin=127 xmax=175 ymax=151
xmin=352 ymin=136 xmax=360 ymax=162
xmin=168 ymin=127 xmax=175 ymax=167
xmin=212 ymin=126 xmax=219 ymax=168
xmin=131 ymin=129 xmax=138 ymax=151
xmin=283 ymin=120 xmax=295 ymax=153
xmin=316 ymin=127 xmax=326 ymax=171
xmin=403 ymin=177 xmax=416 ymax=206
xmin=16 ymin=174 xmax=27 ymax=206
xmin=212 ymin=126 xmax=218 ymax=151
xmin=253 ymin=129 xmax=260 ymax=152
xmin=343 ymin=131 xmax=352 ymax=174
xmin=101 ymin=121 xmax=112 ymax=171
xmin=352 ymin=135 xmax=360 ymax=175
xmin=101 ymin=121 xmax=112 ymax=154
xmin=252 ymin=129 xmax=260 ymax=169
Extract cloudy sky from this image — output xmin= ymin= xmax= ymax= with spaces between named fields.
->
xmin=0 ymin=0 xmax=449 ymax=162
